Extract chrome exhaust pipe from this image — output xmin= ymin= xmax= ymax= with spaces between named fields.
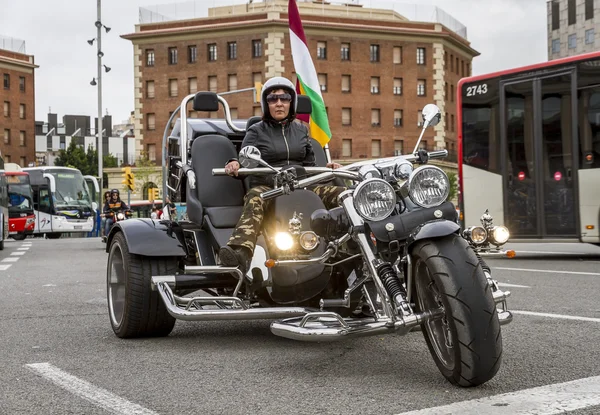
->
xmin=154 ymin=280 xmax=315 ymax=321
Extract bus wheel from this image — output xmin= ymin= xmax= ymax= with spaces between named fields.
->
xmin=46 ymin=233 xmax=61 ymax=239
xmin=12 ymin=234 xmax=26 ymax=241
xmin=107 ymin=232 xmax=177 ymax=338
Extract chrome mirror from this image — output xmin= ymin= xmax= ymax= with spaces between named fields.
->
xmin=421 ymin=104 xmax=441 ymax=128
xmin=239 ymin=145 xmax=262 ymax=168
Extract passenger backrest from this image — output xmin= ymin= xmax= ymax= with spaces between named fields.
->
xmin=190 ymin=134 xmax=245 ymax=208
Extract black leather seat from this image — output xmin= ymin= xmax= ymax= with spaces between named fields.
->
xmin=186 ymin=134 xmax=245 ymax=249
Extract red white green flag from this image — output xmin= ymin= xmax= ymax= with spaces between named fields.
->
xmin=288 ymin=0 xmax=331 ymax=147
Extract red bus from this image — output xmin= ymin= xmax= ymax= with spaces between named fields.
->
xmin=458 ymin=51 xmax=600 ymax=244
xmin=6 ymin=172 xmax=35 ymax=240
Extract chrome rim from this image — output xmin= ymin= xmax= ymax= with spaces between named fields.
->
xmin=415 ymin=260 xmax=455 ymax=370
xmin=107 ymin=241 xmax=126 ymax=327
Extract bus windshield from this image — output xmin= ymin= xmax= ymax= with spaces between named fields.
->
xmin=7 ymin=178 xmax=33 ymax=214
xmin=49 ymin=170 xmax=92 ymax=208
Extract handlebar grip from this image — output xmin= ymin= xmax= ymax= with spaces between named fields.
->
xmin=260 ymin=188 xmax=285 ymax=201
xmin=212 ymin=168 xmax=226 ymax=176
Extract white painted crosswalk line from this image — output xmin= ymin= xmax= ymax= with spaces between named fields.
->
xmin=396 ymin=375 xmax=600 ymax=415
xmin=17 ymin=247 xmax=30 ymax=250
xmin=497 ymin=283 xmax=530 ymax=288
xmin=0 ymin=264 xmax=12 ymax=271
xmin=26 ymin=363 xmax=158 ymax=415
xmin=10 ymin=252 xmax=25 ymax=256
xmin=513 ymin=310 xmax=600 ymax=323
xmin=2 ymin=257 xmax=19 ymax=262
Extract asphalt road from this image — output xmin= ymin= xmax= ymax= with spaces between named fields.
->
xmin=1 ymin=237 xmax=600 ymax=414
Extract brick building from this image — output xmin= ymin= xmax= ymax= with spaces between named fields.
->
xmin=122 ymin=0 xmax=478 ymax=162
xmin=0 ymin=37 xmax=37 ymax=167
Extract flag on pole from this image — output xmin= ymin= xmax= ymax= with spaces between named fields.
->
xmin=288 ymin=0 xmax=331 ymax=147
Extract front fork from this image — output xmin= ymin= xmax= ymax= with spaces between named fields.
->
xmin=339 ymin=191 xmax=413 ymax=322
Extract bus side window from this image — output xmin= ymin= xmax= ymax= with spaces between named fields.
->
xmin=39 ymin=189 xmax=53 ymax=214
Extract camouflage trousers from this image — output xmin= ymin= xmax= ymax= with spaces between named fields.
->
xmin=227 ymin=184 xmax=347 ymax=254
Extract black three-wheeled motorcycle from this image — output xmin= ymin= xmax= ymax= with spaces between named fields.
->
xmin=106 ymin=91 xmax=512 ymax=387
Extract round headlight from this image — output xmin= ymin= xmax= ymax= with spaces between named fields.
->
xmin=358 ymin=165 xmax=382 ymax=180
xmin=274 ymin=232 xmax=294 ymax=251
xmin=353 ymin=178 xmax=396 ymax=221
xmin=465 ymin=226 xmax=487 ymax=245
xmin=117 ymin=213 xmax=125 ymax=220
xmin=299 ymin=231 xmax=319 ymax=251
xmin=491 ymin=226 xmax=510 ymax=245
xmin=407 ymin=165 xmax=450 ymax=208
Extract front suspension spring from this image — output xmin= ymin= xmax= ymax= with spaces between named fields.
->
xmin=474 ymin=251 xmax=491 ymax=274
xmin=376 ymin=261 xmax=405 ymax=300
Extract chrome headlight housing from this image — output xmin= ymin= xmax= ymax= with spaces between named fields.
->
xmin=353 ymin=178 xmax=396 ymax=221
xmin=358 ymin=164 xmax=382 ymax=180
xmin=394 ymin=160 xmax=413 ymax=180
xmin=406 ymin=165 xmax=450 ymax=208
xmin=490 ymin=226 xmax=510 ymax=245
xmin=463 ymin=226 xmax=487 ymax=245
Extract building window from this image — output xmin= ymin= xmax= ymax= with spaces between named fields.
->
xmin=252 ymin=72 xmax=262 ymax=85
xmin=3 ymin=101 xmax=9 ymax=117
xmin=146 ymin=80 xmax=155 ymax=98
xmin=228 ymin=74 xmax=238 ymax=91
xmin=451 ymin=84 xmax=454 ymax=102
xmin=19 ymin=104 xmax=25 ymax=119
xmin=20 ymin=157 xmax=26 ymax=166
xmin=586 ymin=29 xmax=595 ymax=44
xmin=552 ymin=0 xmax=560 ymax=30
xmin=394 ymin=140 xmax=404 ymax=156
xmin=371 ymin=109 xmax=380 ymax=126
xmin=168 ymin=47 xmax=178 ymax=65
xmin=169 ymin=79 xmax=178 ymax=97
xmin=253 ymin=106 xmax=262 ymax=116
xmin=19 ymin=77 xmax=25 ymax=92
xmin=417 ymin=47 xmax=426 ymax=65
xmin=568 ymin=0 xmax=576 ymax=25
xmin=417 ymin=79 xmax=426 ymax=96
xmin=451 ymin=114 xmax=455 ymax=132
xmin=393 ymin=78 xmax=402 ymax=95
xmin=394 ymin=109 xmax=403 ymax=127
xmin=342 ymin=108 xmax=351 ymax=125
xmin=188 ymin=45 xmax=197 ymax=63
xmin=341 ymin=43 xmax=350 ymax=60
xmin=228 ymin=42 xmax=237 ymax=60
xmin=371 ymin=140 xmax=381 ymax=157
xmin=445 ymin=82 xmax=448 ymax=98
xmin=418 ymin=109 xmax=423 ymax=126
xmin=189 ymin=77 xmax=197 ymax=94
xmin=450 ymin=54 xmax=454 ymax=72
xmin=393 ymin=46 xmax=402 ymax=64
xmin=370 ymin=77 xmax=380 ymax=94
xmin=147 ymin=144 xmax=156 ymax=161
xmin=370 ymin=44 xmax=380 ymax=62
xmin=208 ymin=44 xmax=217 ymax=61
xmin=318 ymin=73 xmax=327 ymax=92
xmin=317 ymin=41 xmax=327 ymax=59
xmin=419 ymin=140 xmax=428 ymax=150
xmin=3 ymin=129 xmax=9 ymax=144
xmin=586 ymin=0 xmax=594 ymax=20
xmin=568 ymin=33 xmax=577 ymax=49
xmin=19 ymin=131 xmax=25 ymax=147
xmin=147 ymin=113 xmax=156 ymax=130
xmin=230 ymin=108 xmax=238 ymax=119
xmin=252 ymin=40 xmax=262 ymax=58
xmin=146 ymin=49 xmax=155 ymax=66
xmin=3 ymin=74 xmax=9 ymax=89
xmin=208 ymin=75 xmax=217 ymax=92
xmin=341 ymin=74 xmax=351 ymax=92
xmin=552 ymin=39 xmax=560 ymax=53
xmin=342 ymin=139 xmax=352 ymax=157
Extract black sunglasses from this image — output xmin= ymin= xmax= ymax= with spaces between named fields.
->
xmin=266 ymin=93 xmax=292 ymax=104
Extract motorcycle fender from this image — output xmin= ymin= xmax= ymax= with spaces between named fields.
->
xmin=407 ymin=219 xmax=461 ymax=250
xmin=105 ymin=219 xmax=188 ymax=257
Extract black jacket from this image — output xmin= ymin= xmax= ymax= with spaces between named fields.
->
xmin=239 ymin=119 xmax=316 ymax=188
xmin=103 ymin=199 xmax=129 ymax=215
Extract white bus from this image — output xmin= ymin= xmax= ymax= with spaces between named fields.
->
xmin=23 ymin=167 xmax=99 ymax=239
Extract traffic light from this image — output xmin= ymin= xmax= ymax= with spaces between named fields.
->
xmin=121 ymin=167 xmax=135 ymax=192
xmin=148 ymin=187 xmax=159 ymax=201
xmin=254 ymin=81 xmax=263 ymax=103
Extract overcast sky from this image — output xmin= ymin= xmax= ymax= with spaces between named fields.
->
xmin=0 ymin=0 xmax=547 ymax=125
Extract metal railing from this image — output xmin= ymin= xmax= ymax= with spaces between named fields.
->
xmin=0 ymin=35 xmax=26 ymax=53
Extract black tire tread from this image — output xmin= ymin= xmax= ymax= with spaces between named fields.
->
xmin=108 ymin=232 xmax=177 ymax=338
xmin=413 ymin=234 xmax=502 ymax=387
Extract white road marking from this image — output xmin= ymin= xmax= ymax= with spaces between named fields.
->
xmin=513 ymin=250 xmax=579 ymax=255
xmin=497 ymin=283 xmax=530 ymax=288
xmin=396 ymin=375 xmax=600 ymax=415
xmin=513 ymin=310 xmax=600 ymax=323
xmin=26 ymin=363 xmax=158 ymax=415
xmin=10 ymin=251 xmax=25 ymax=256
xmin=17 ymin=247 xmax=30 ymax=250
xmin=0 ymin=264 xmax=12 ymax=271
xmin=496 ymin=267 xmax=600 ymax=276
xmin=2 ymin=257 xmax=19 ymax=262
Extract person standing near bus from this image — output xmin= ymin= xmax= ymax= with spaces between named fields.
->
xmin=100 ymin=191 xmax=110 ymax=237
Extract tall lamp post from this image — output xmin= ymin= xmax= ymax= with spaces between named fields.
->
xmin=88 ymin=0 xmax=110 ymax=191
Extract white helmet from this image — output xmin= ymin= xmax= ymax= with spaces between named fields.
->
xmin=260 ymin=76 xmax=298 ymax=117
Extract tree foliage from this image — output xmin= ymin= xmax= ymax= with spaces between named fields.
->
xmin=54 ymin=142 xmax=118 ymax=176
xmin=133 ymin=151 xmax=161 ymax=198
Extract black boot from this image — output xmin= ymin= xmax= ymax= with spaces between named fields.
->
xmin=219 ymin=246 xmax=252 ymax=276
